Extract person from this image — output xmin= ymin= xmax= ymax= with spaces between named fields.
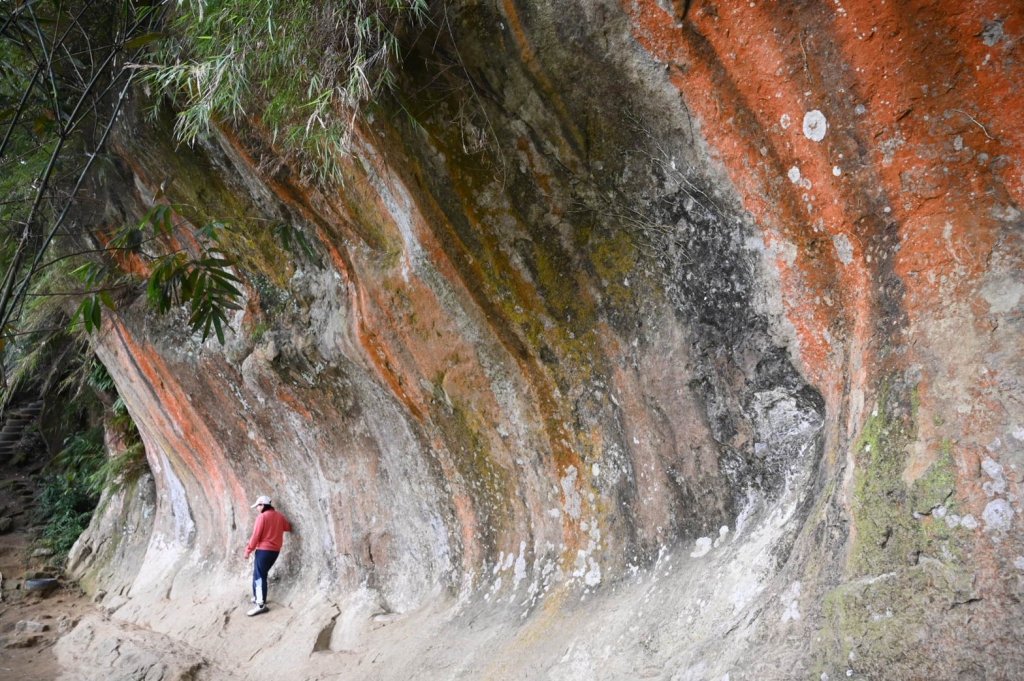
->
xmin=244 ymin=494 xmax=292 ymax=616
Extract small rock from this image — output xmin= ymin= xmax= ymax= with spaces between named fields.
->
xmin=4 ymin=634 xmax=43 ymax=648
xmin=372 ymin=612 xmax=402 ymax=624
xmin=31 ymin=548 xmax=55 ymax=558
xmin=57 ymin=614 xmax=77 ymax=634
xmin=15 ymin=620 xmax=49 ymax=633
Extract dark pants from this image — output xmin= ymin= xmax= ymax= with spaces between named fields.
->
xmin=252 ymin=549 xmax=279 ymax=605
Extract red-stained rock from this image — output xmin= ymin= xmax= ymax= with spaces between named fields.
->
xmin=62 ymin=1 xmax=1022 ymax=679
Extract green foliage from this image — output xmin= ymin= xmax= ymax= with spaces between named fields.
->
xmin=62 ymin=372 xmax=147 ymax=499
xmin=0 ymin=1 xmax=165 ymax=387
xmin=250 ymin=321 xmax=270 ymax=343
xmin=37 ymin=429 xmax=105 ymax=557
xmin=272 ymin=223 xmax=317 ymax=261
xmin=71 ymin=205 xmax=243 ymax=344
xmin=98 ymin=440 xmax=147 ymax=491
xmin=53 ymin=429 xmax=107 ymax=493
xmin=145 ymin=251 xmax=242 ymax=344
xmin=86 ymin=356 xmax=117 ymax=395
xmin=38 ymin=475 xmax=97 ymax=558
xmin=37 ymin=376 xmax=148 ymax=557
xmin=147 ymin=0 xmax=427 ymax=180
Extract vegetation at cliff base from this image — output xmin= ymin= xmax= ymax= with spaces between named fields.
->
xmin=34 ymin=357 xmax=145 ymax=557
xmin=0 ymin=0 xmax=427 ymax=559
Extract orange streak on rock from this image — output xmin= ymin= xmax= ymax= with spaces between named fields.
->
xmin=424 ymin=434 xmax=483 ymax=575
xmin=834 ymin=0 xmax=1012 ymax=288
xmin=218 ymin=128 xmax=432 ymax=423
xmin=276 ymin=388 xmax=313 ymax=422
xmin=223 ymin=113 xmax=593 ymax=562
xmin=102 ymin=317 xmax=246 ymax=524
xmin=831 ymin=2 xmax=1018 ymax=521
xmin=452 ymin=492 xmax=482 ymax=574
xmin=839 ymin=1 xmax=1023 ymax=213
xmin=218 ymin=126 xmax=515 ymax=563
xmin=500 ymin=0 xmax=584 ymax=159
xmin=357 ymin=130 xmax=593 ymax=560
xmin=946 ymin=2 xmax=1024 ymax=205
xmin=622 ymin=1 xmax=859 ymax=399
xmin=623 ymin=0 xmax=1022 ymax=412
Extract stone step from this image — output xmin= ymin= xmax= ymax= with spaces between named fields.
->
xmin=0 ymin=419 xmax=34 ymax=426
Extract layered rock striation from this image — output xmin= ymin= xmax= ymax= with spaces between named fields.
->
xmin=63 ymin=1 xmax=1022 ymax=679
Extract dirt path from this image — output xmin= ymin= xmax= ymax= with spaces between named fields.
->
xmin=0 ymin=467 xmax=93 ymax=680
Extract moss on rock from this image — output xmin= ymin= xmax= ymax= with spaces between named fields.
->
xmin=817 ymin=557 xmax=977 ymax=679
xmin=816 ymin=385 xmax=974 ymax=677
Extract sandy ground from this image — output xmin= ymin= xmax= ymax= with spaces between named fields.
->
xmin=0 ymin=467 xmax=92 ymax=681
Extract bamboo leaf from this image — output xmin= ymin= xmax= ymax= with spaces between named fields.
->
xmin=196 ymin=256 xmax=233 ymax=267
xmin=124 ymin=32 xmax=166 ymax=51
xmin=193 ymin=271 xmax=207 ymax=302
xmin=73 ymin=297 xmax=91 ymax=331
xmin=90 ymin=295 xmax=102 ymax=329
xmin=181 ymin=268 xmax=198 ymax=299
xmin=213 ymin=314 xmax=224 ymax=344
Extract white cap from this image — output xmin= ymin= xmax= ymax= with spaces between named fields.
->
xmin=250 ymin=495 xmax=272 ymax=508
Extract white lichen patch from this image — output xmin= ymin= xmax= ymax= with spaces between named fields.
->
xmin=982 ymin=498 xmax=1014 ymax=532
xmin=780 ymin=113 xmax=792 ymax=130
xmin=981 ymin=457 xmax=1007 ymax=497
xmin=584 ymin=559 xmax=602 ymax=587
xmin=803 ymin=110 xmax=828 ymax=142
xmin=780 ymin=581 xmax=802 ymax=622
xmin=690 ymin=536 xmax=713 ymax=558
xmin=980 ymin=277 xmax=1024 ymax=315
xmin=572 ymin=550 xmax=602 ymax=588
xmin=713 ymin=526 xmax=730 ymax=548
xmin=561 ymin=466 xmax=582 ymax=519
xmin=946 ymin=512 xmax=979 ymax=530
xmin=959 ymin=514 xmax=979 ymax=530
xmin=879 ymin=133 xmax=905 ymax=166
xmin=871 ymin=608 xmax=894 ymax=622
xmin=832 ymin=234 xmax=854 ymax=265
xmin=788 ymin=166 xmax=802 ymax=184
xmin=513 ymin=541 xmax=528 ymax=589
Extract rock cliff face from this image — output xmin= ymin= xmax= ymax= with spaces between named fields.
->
xmin=62 ymin=1 xmax=1022 ymax=679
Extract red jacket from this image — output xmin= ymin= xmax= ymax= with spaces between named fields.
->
xmin=246 ymin=509 xmax=292 ymax=555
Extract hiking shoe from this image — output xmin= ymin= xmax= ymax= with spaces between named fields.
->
xmin=247 ymin=604 xmax=268 ymax=616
